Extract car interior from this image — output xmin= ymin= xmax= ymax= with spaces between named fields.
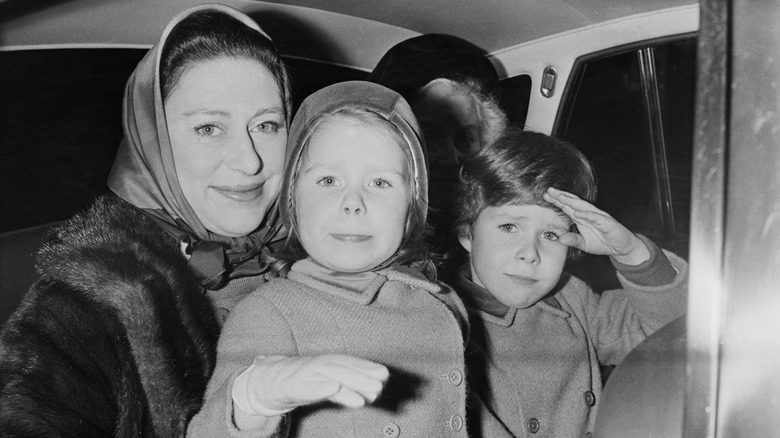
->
xmin=1 ymin=0 xmax=778 ymax=435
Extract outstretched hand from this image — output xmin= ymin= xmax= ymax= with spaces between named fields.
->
xmin=543 ymin=187 xmax=650 ymax=265
xmin=236 ymin=354 xmax=389 ymax=417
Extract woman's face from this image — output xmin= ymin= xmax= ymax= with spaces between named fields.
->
xmin=165 ymin=57 xmax=287 ymax=237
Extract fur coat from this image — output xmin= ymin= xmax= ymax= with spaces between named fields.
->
xmin=0 ymin=194 xmax=219 ymax=437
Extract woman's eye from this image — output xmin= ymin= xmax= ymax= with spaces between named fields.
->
xmin=498 ymin=224 xmax=517 ymax=233
xmin=251 ymin=121 xmax=280 ymax=134
xmin=194 ymin=123 xmax=224 ymax=137
xmin=371 ymin=179 xmax=391 ymax=189
xmin=317 ymin=176 xmax=337 ymax=187
xmin=542 ymin=231 xmax=559 ymax=241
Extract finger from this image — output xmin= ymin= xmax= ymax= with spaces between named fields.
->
xmin=318 ymin=355 xmax=389 ymax=384
xmin=328 ymin=386 xmax=373 ymax=408
xmin=318 ymin=362 xmax=387 ymax=396
xmin=555 ymin=230 xmax=583 ymax=249
xmin=571 ymin=210 xmax=613 ymax=230
xmin=545 ymin=188 xmax=601 ymax=214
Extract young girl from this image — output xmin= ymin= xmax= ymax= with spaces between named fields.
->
xmin=188 ymin=81 xmax=470 ymax=437
xmin=453 ymin=128 xmax=688 ymax=437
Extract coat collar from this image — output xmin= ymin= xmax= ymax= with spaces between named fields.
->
xmin=454 ymin=263 xmax=570 ymax=327
xmin=287 ymin=258 xmax=440 ymax=305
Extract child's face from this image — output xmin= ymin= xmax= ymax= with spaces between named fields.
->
xmin=294 ymin=115 xmax=411 ymax=272
xmin=459 ymin=203 xmax=570 ymax=309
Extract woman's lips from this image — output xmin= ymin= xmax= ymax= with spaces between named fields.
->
xmin=332 ymin=234 xmax=371 ymax=243
xmin=211 ymin=183 xmax=263 ymax=202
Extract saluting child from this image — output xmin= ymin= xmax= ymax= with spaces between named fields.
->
xmin=188 ymin=81 xmax=471 ymax=437
xmin=452 ymin=128 xmax=688 ymax=438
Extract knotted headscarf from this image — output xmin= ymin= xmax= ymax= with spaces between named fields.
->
xmin=107 ymin=4 xmax=286 ymax=290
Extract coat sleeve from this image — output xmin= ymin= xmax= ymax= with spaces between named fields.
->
xmin=187 ymin=284 xmax=299 ymax=438
xmin=574 ymin=237 xmax=689 ymax=366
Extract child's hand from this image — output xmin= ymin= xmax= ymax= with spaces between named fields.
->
xmin=234 ymin=354 xmax=389 ymax=419
xmin=543 ymin=187 xmax=650 ymax=265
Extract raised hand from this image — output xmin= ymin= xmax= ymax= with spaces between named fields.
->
xmin=543 ymin=187 xmax=650 ymax=265
xmin=232 ymin=354 xmax=389 ymax=428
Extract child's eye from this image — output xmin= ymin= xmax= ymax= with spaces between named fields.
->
xmin=316 ymin=176 xmax=337 ymax=187
xmin=251 ymin=121 xmax=280 ymax=134
xmin=194 ymin=123 xmax=224 ymax=137
xmin=542 ymin=231 xmax=560 ymax=241
xmin=498 ymin=224 xmax=517 ymax=233
xmin=371 ymin=179 xmax=391 ymax=189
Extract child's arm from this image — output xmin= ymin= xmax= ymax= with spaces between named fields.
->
xmin=543 ymin=187 xmax=650 ymax=265
xmin=232 ymin=354 xmax=389 ymax=431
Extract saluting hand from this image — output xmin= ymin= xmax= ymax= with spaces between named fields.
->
xmin=543 ymin=187 xmax=650 ymax=265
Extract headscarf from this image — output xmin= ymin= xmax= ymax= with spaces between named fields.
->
xmin=107 ymin=4 xmax=285 ymax=290
xmin=280 ymin=81 xmax=428 ymax=270
xmin=367 ymin=33 xmax=500 ymax=101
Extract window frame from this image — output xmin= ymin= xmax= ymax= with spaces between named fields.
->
xmin=553 ymin=33 xmax=697 ymax=254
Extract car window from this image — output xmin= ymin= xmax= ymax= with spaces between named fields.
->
xmin=0 ymin=49 xmax=366 ymax=234
xmin=556 ymin=36 xmax=697 ymax=290
xmin=500 ymin=74 xmax=531 ymax=127
xmin=0 ymin=49 xmax=146 ymax=233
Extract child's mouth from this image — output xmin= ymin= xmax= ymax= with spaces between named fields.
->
xmin=332 ymin=234 xmax=371 ymax=243
xmin=504 ymin=273 xmax=536 ymax=285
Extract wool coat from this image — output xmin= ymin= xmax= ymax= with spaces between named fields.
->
xmin=0 ymin=194 xmax=219 ymax=438
xmin=455 ymin=237 xmax=688 ymax=438
xmin=188 ymin=261 xmax=471 ymax=438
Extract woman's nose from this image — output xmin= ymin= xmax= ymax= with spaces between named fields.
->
xmin=340 ymin=189 xmax=366 ymax=216
xmin=226 ymin=131 xmax=262 ymax=175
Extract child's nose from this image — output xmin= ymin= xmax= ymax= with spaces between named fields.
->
xmin=515 ymin=240 xmax=540 ymax=264
xmin=340 ymin=190 xmax=366 ymax=216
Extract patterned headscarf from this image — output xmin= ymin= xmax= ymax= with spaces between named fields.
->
xmin=107 ymin=4 xmax=285 ymax=289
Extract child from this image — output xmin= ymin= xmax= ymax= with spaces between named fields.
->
xmin=188 ymin=81 xmax=471 ymax=437
xmin=452 ymin=128 xmax=688 ymax=437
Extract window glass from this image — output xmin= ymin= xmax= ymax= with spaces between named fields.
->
xmin=0 ymin=49 xmax=146 ymax=233
xmin=500 ymin=74 xmax=531 ymax=127
xmin=559 ymin=50 xmax=660 ymax=241
xmin=557 ymin=37 xmax=696 ymax=290
xmin=655 ymin=39 xmax=696 ymax=254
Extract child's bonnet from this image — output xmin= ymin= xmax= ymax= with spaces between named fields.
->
xmin=279 ymin=81 xmax=429 ymax=229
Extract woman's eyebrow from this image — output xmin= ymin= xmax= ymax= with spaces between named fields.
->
xmin=253 ymin=107 xmax=285 ymax=117
xmin=183 ymin=109 xmax=230 ymax=117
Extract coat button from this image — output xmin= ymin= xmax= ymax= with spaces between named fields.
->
xmin=528 ymin=417 xmax=540 ymax=434
xmin=584 ymin=433 xmax=593 ymax=438
xmin=447 ymin=369 xmax=463 ymax=386
xmin=584 ymin=390 xmax=596 ymax=406
xmin=446 ymin=414 xmax=464 ymax=432
xmin=382 ymin=423 xmax=400 ymax=438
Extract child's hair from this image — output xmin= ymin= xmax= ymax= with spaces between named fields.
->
xmin=456 ymin=127 xmax=597 ymax=259
xmin=415 ymin=77 xmax=507 ymax=150
xmin=277 ymin=106 xmax=436 ymax=278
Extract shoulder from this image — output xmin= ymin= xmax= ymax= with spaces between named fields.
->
xmin=548 ymin=272 xmax=597 ymax=310
xmin=23 ymin=192 xmax=215 ymax=349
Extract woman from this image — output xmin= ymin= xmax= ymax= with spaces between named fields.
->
xmin=0 ymin=5 xmax=291 ymax=437
xmin=368 ymin=34 xmax=507 ymax=281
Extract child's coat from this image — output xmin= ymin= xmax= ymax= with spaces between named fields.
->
xmin=456 ymin=237 xmax=688 ymax=437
